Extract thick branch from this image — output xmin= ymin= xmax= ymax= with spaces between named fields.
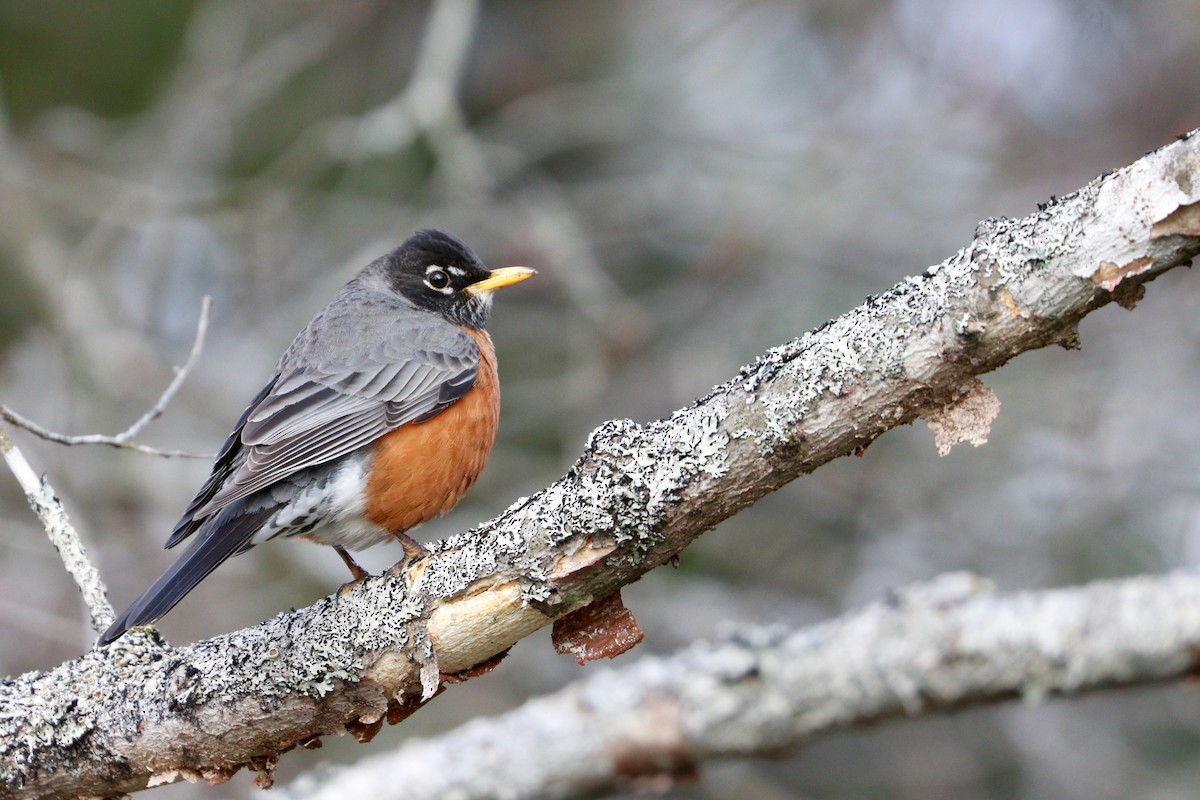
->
xmin=281 ymin=571 xmax=1200 ymax=799
xmin=3 ymin=134 xmax=1200 ymax=798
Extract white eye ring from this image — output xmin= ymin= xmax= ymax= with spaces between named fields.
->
xmin=424 ymin=266 xmax=453 ymax=293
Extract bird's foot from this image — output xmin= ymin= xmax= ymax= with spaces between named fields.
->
xmin=395 ymin=531 xmax=429 ymax=561
xmin=386 ymin=532 xmax=430 ymax=576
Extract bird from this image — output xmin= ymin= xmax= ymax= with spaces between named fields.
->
xmin=99 ymin=229 xmax=535 ymax=646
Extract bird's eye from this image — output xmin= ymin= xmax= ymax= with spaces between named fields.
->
xmin=425 ymin=268 xmax=451 ymax=291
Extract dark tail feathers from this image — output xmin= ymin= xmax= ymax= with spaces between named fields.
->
xmin=98 ymin=503 xmax=274 ymax=646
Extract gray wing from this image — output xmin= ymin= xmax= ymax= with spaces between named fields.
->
xmin=192 ymin=316 xmax=479 ymax=517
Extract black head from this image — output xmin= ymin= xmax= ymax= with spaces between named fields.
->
xmin=383 ymin=229 xmax=535 ymax=329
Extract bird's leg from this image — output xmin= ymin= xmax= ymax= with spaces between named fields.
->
xmin=334 ymin=546 xmax=370 ymax=581
xmin=393 ymin=531 xmax=429 ymax=561
xmin=385 ymin=531 xmax=430 ymax=577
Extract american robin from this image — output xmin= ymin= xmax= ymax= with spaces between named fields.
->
xmin=99 ymin=229 xmax=535 ymax=646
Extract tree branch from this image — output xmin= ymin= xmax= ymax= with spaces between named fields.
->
xmin=280 ymin=571 xmax=1200 ymax=799
xmin=0 ymin=296 xmax=213 ymax=458
xmin=0 ymin=428 xmax=114 ymax=633
xmin=3 ymin=133 xmax=1200 ymax=798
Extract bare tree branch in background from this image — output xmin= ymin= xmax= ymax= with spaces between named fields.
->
xmin=0 ymin=296 xmax=213 ymax=459
xmin=1 ymin=130 xmax=1198 ymax=798
xmin=329 ymin=0 xmax=484 ymax=185
xmin=281 ymin=570 xmax=1200 ymax=800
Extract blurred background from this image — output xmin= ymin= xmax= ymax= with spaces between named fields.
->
xmin=2 ymin=1 xmax=1200 ymax=797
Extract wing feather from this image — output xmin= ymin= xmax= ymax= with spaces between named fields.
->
xmin=183 ymin=313 xmax=480 ymax=524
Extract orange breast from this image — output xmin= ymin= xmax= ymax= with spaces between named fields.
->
xmin=364 ymin=327 xmax=499 ymax=534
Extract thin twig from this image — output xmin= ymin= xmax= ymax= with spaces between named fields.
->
xmin=118 ymin=295 xmax=212 ymax=442
xmin=0 ymin=426 xmax=114 ymax=633
xmin=0 ymin=296 xmax=214 ymax=459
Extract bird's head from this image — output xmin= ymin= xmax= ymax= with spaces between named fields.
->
xmin=385 ymin=229 xmax=536 ymax=329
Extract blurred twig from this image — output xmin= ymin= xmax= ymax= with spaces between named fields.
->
xmin=0 ymin=296 xmax=214 ymax=459
xmin=328 ymin=0 xmax=483 ymax=183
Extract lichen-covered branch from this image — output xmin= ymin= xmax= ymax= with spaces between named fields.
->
xmin=0 ymin=428 xmax=114 ymax=633
xmin=2 ymin=134 xmax=1200 ymax=798
xmin=280 ymin=571 xmax=1200 ymax=800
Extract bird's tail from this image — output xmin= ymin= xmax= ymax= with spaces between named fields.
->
xmin=98 ymin=503 xmax=274 ymax=646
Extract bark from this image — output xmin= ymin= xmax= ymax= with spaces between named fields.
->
xmin=280 ymin=571 xmax=1200 ymax=800
xmin=2 ymin=132 xmax=1200 ymax=798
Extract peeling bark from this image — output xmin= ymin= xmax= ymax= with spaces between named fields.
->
xmin=922 ymin=378 xmax=1001 ymax=456
xmin=3 ymin=133 xmax=1200 ymax=798
xmin=552 ymin=589 xmax=645 ymax=664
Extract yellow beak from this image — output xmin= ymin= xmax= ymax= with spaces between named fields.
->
xmin=463 ymin=266 xmax=538 ymax=297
